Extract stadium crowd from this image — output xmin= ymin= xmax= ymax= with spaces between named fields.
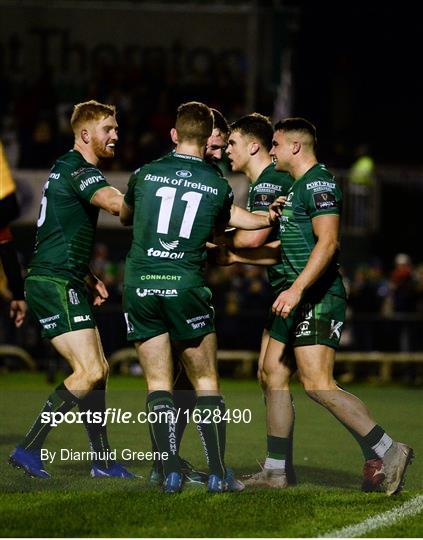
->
xmin=1 ymin=55 xmax=247 ymax=171
xmin=2 ymin=243 xmax=423 ymax=358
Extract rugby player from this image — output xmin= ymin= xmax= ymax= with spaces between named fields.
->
xmin=9 ymin=100 xmax=134 ymax=479
xmin=224 ymin=113 xmax=296 ymax=486
xmin=150 ymin=107 xmax=231 ymax=486
xmin=206 ymin=108 xmax=230 ymax=163
xmin=120 ymin=101 xmax=280 ymax=493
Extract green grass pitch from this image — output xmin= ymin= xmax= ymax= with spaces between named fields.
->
xmin=0 ymin=373 xmax=421 ymax=537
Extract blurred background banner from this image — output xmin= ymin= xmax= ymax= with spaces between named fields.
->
xmin=0 ymin=3 xmax=249 ymax=81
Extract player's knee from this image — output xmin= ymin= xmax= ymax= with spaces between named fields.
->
xmin=82 ymin=365 xmax=107 ymax=389
xmin=263 ymin=366 xmax=290 ymax=390
xmin=304 ymin=387 xmax=322 ymax=403
xmin=302 ymin=377 xmax=336 ymax=401
xmin=144 ymin=371 xmax=172 ymax=392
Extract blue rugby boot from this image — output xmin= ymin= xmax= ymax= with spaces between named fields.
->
xmin=207 ymin=474 xmax=227 ymax=493
xmin=164 ymin=471 xmax=183 ymax=493
xmin=208 ymin=468 xmax=245 ymax=492
xmin=225 ymin=467 xmax=245 ymax=491
xmin=9 ymin=446 xmax=50 ymax=479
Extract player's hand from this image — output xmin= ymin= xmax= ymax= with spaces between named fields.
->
xmin=268 ymin=196 xmax=286 ymax=225
xmin=272 ymin=286 xmax=302 ymax=318
xmin=93 ymin=279 xmax=109 ymax=306
xmin=10 ymin=300 xmax=27 ymax=328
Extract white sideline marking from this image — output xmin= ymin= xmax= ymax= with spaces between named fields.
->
xmin=321 ymin=495 xmax=423 ymax=538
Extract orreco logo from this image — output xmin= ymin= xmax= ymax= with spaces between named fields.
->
xmin=176 ymin=170 xmax=192 ymax=178
xmin=136 ymin=288 xmax=178 ymax=298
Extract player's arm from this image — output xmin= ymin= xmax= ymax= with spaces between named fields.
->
xmin=120 ymin=201 xmax=134 ymax=226
xmin=210 ymin=240 xmax=281 ymax=266
xmin=90 ymin=186 xmax=123 ymax=216
xmin=119 ymin=172 xmax=137 ymax=225
xmin=228 ymin=203 xmax=279 ymax=230
xmin=9 ymin=299 xmax=26 ymax=328
xmin=272 ymin=214 xmax=339 ymax=317
xmin=226 ymin=211 xmax=273 ymax=249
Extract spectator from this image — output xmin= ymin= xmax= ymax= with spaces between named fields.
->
xmin=349 ymin=260 xmax=388 ymax=351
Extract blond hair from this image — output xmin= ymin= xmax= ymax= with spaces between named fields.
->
xmin=70 ymin=100 xmax=116 ymax=133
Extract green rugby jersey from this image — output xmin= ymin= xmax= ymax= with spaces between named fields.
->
xmin=28 ymin=150 xmax=111 ymax=284
xmin=279 ymin=163 xmax=346 ymax=298
xmin=124 ymin=152 xmax=234 ymax=289
xmin=247 ymin=164 xmax=293 ymax=292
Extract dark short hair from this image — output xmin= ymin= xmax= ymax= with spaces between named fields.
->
xmin=230 ymin=113 xmax=273 ymax=151
xmin=274 ymin=117 xmax=317 ymax=150
xmin=175 ymin=101 xmax=213 ymax=146
xmin=211 ymin=108 xmax=229 ymax=135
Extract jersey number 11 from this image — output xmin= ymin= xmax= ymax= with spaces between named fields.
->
xmin=156 ymin=186 xmax=202 ymax=239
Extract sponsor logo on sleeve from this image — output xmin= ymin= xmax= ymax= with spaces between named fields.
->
xmin=79 ymin=175 xmax=105 ymax=191
xmin=306 ymin=180 xmax=336 ymax=191
xmin=254 ymin=182 xmax=283 ymax=193
xmin=253 ymin=192 xmax=275 ymax=208
xmin=71 ymin=167 xmax=86 ymax=177
xmin=313 ymin=191 xmax=337 ymax=210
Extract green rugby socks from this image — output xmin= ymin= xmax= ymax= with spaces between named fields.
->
xmin=343 ymin=422 xmax=380 ymax=460
xmin=195 ymin=395 xmax=226 ymax=478
xmin=78 ymin=383 xmax=113 ymax=467
xmin=147 ymin=391 xmax=181 ymax=476
xmin=21 ymin=382 xmax=79 ymax=450
xmin=265 ymin=435 xmax=289 ymax=469
xmin=173 ymin=390 xmax=197 ymax=451
xmin=363 ymin=425 xmax=393 ymax=458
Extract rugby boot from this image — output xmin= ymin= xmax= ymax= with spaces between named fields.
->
xmin=383 ymin=442 xmax=414 ymax=496
xmin=9 ymin=446 xmax=50 ymax=479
